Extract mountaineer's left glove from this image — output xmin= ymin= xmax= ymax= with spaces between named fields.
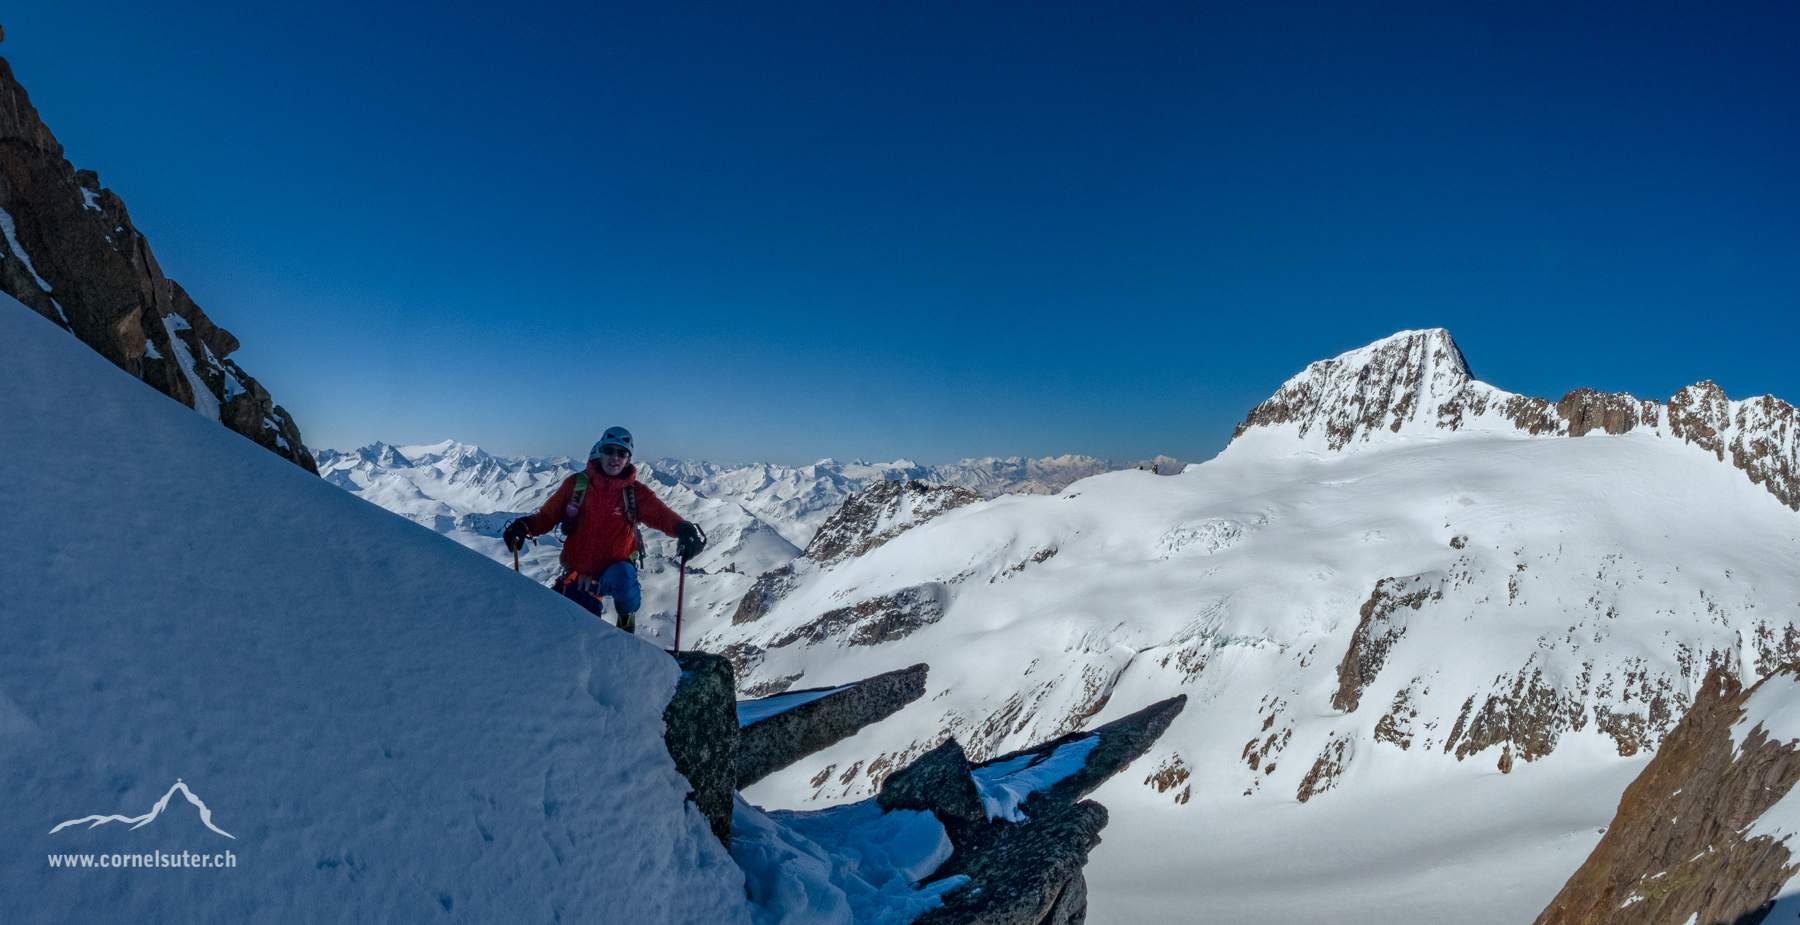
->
xmin=675 ymin=521 xmax=707 ymax=560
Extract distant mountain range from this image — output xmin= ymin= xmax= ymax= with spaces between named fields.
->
xmin=699 ymin=328 xmax=1800 ymax=923
xmin=311 ymin=444 xmax=1188 ymax=643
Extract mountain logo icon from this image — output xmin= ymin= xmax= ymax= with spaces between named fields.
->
xmin=50 ymin=779 xmax=235 ymax=838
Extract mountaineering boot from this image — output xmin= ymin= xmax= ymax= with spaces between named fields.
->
xmin=617 ymin=611 xmax=636 ymax=634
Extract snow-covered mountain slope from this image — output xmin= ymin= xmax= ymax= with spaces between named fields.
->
xmin=314 ymin=445 xmax=1161 ymax=551
xmin=706 ymin=328 xmax=1800 ymax=925
xmin=312 ymin=442 xmax=1182 ymax=646
xmin=0 ymin=295 xmax=751 ymax=923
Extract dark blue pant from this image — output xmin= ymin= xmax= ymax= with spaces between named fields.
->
xmin=557 ymin=561 xmax=641 ymax=627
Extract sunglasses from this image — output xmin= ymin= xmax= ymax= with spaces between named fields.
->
xmin=599 ymin=446 xmax=631 ymax=458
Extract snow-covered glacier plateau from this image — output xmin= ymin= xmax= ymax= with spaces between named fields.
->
xmin=700 ymin=328 xmax=1800 ymax=924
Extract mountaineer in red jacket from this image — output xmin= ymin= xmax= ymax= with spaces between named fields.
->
xmin=502 ymin=427 xmax=705 ymax=633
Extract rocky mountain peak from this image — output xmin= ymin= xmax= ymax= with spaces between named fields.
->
xmin=802 ymin=478 xmax=983 ymax=569
xmin=1232 ymin=328 xmax=1475 ymax=450
xmin=1230 ymin=328 xmax=1800 ymax=512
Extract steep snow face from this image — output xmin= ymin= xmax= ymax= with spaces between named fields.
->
xmin=0 ymin=297 xmax=751 ymax=924
xmin=715 ymin=328 xmax=1800 ymax=924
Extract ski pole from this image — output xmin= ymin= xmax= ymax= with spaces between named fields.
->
xmin=674 ymin=553 xmax=688 ymax=653
xmin=513 ymin=548 xmax=520 ymax=572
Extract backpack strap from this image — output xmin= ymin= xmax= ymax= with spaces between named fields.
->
xmin=557 ymin=472 xmax=591 ymax=572
xmin=622 ymin=484 xmax=647 ymax=567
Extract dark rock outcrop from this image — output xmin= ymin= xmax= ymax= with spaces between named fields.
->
xmin=0 ymin=54 xmax=314 ymax=472
xmin=736 ymin=663 xmax=928 ymax=789
xmin=731 ymin=563 xmax=800 ymax=625
xmin=1534 ymin=667 xmax=1800 ymax=925
xmin=767 ymin=583 xmax=948 ymax=649
xmin=662 ymin=657 xmax=935 ymax=843
xmin=1331 ymin=574 xmax=1442 ymax=713
xmin=877 ymin=738 xmax=986 ymax=822
xmin=663 ymin=651 xmax=739 ymax=844
xmin=732 ymin=478 xmax=981 ymax=627
xmin=1556 ymin=388 xmax=1659 ymax=437
xmin=805 ymin=479 xmax=982 ymax=567
xmin=897 ymin=695 xmax=1187 ymax=925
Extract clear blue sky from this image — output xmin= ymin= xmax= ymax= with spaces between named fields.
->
xmin=7 ymin=1 xmax=1798 ymax=464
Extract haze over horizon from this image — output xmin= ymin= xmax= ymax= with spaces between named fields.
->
xmin=5 ymin=0 xmax=1797 ymax=466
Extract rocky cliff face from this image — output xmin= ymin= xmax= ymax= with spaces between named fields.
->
xmin=0 ymin=55 xmax=314 ymax=472
xmin=1232 ymin=328 xmax=1800 ymax=512
xmin=1534 ymin=667 xmax=1800 ymax=925
xmin=729 ymin=478 xmax=981 ymax=636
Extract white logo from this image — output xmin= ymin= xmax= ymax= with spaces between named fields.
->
xmin=50 ymin=779 xmax=235 ymax=839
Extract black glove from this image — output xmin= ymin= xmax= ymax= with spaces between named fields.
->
xmin=675 ymin=521 xmax=706 ymax=561
xmin=503 ymin=518 xmax=531 ymax=553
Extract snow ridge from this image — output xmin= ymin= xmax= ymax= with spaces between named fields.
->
xmin=1230 ymin=328 xmax=1800 ymax=511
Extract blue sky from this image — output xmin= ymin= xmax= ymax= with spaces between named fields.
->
xmin=7 ymin=1 xmax=1798 ymax=464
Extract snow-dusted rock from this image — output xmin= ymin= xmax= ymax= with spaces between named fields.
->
xmin=0 ymin=56 xmax=313 ymax=472
xmin=1234 ymin=327 xmax=1800 ymax=511
xmin=1533 ymin=666 xmax=1800 ymax=925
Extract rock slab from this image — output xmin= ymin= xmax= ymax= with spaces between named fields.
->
xmin=736 ymin=663 xmax=928 ymax=789
xmin=897 ymin=695 xmax=1187 ymax=925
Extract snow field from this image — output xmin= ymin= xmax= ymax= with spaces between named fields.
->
xmin=732 ymin=796 xmax=965 ymax=925
xmin=730 ymin=417 xmax=1800 ymax=923
xmin=0 ymin=296 xmax=752 ymax=924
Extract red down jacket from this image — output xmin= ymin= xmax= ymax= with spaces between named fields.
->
xmin=520 ymin=461 xmax=685 ymax=577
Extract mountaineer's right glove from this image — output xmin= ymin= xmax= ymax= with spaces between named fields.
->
xmin=503 ymin=518 xmax=531 ymax=553
xmin=675 ymin=521 xmax=707 ymax=561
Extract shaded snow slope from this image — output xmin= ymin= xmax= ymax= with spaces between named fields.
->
xmin=0 ymin=297 xmax=750 ymax=923
xmin=715 ymin=329 xmax=1800 ymax=924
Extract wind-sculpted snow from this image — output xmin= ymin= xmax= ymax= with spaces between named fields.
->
xmin=712 ymin=327 xmax=1800 ymax=925
xmin=0 ymin=297 xmax=752 ymax=923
